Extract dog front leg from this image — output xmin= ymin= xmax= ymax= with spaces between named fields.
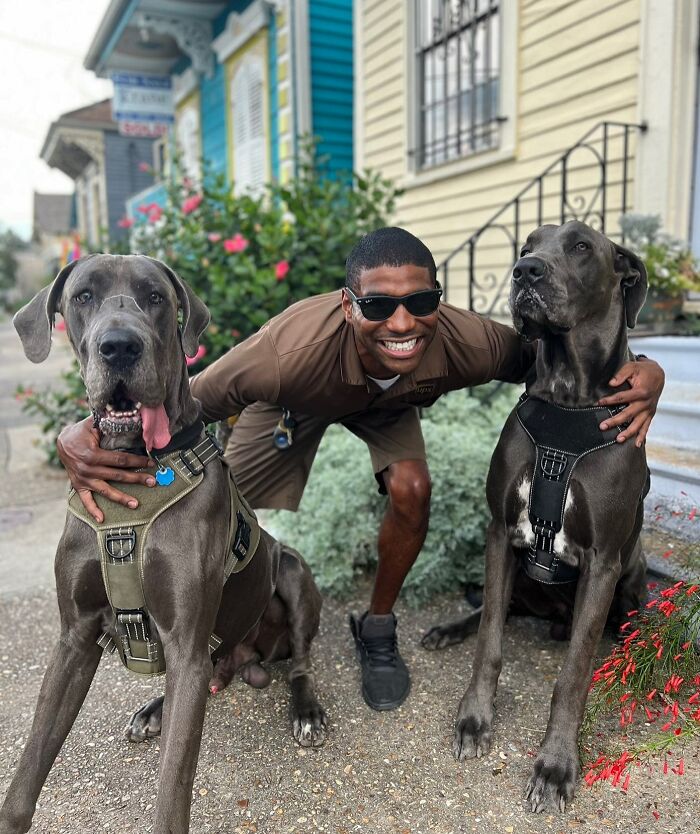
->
xmin=454 ymin=523 xmax=516 ymax=760
xmin=0 ymin=630 xmax=102 ymax=834
xmin=525 ymin=555 xmax=621 ymax=813
xmin=153 ymin=647 xmax=212 ymax=834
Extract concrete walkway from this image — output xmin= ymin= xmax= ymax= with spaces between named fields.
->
xmin=0 ymin=318 xmax=698 ymax=834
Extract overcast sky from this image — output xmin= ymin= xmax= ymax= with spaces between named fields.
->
xmin=0 ymin=0 xmax=113 ymax=239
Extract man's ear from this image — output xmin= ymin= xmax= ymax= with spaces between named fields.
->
xmin=13 ymin=258 xmax=85 ymax=362
xmin=341 ymin=288 xmax=355 ymax=323
xmin=614 ymin=243 xmax=648 ymax=329
xmin=143 ymin=256 xmax=210 ymax=356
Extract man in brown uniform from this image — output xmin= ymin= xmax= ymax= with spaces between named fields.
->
xmin=58 ymin=228 xmax=664 ymax=711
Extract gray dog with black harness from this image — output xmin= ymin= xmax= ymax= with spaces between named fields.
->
xmin=423 ymin=221 xmax=649 ymax=812
xmin=1 ymin=254 xmax=326 ymax=834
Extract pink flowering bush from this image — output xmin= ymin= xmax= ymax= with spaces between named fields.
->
xmin=128 ymin=145 xmax=401 ymax=367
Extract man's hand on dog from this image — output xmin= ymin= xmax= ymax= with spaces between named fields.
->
xmin=597 ymin=357 xmax=665 ymax=447
xmin=57 ymin=417 xmax=156 ymax=523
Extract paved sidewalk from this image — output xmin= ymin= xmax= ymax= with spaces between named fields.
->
xmin=0 ymin=318 xmax=698 ymax=833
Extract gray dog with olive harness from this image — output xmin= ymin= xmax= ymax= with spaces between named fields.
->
xmin=1 ymin=254 xmax=326 ymax=834
xmin=423 ymin=221 xmax=649 ymax=812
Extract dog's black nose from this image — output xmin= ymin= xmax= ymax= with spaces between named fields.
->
xmin=98 ymin=329 xmax=143 ymax=369
xmin=513 ymin=256 xmax=546 ymax=285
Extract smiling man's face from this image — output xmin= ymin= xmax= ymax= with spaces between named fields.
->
xmin=341 ymin=263 xmax=440 ymax=378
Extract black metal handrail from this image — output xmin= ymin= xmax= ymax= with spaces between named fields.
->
xmin=438 ymin=120 xmax=647 ymax=317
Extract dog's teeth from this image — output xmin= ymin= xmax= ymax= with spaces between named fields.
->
xmin=135 ymin=401 xmax=142 ymax=410
xmin=106 ymin=404 xmax=114 ymax=413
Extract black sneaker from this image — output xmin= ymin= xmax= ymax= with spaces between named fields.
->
xmin=349 ymin=611 xmax=410 ymax=711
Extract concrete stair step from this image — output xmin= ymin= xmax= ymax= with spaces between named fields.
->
xmin=648 ymin=381 xmax=700 ymax=448
xmin=646 ymin=441 xmax=700 ymax=503
xmin=629 ymin=336 xmax=700 ymax=383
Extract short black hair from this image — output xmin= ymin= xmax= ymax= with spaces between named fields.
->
xmin=345 ymin=227 xmax=437 ymax=291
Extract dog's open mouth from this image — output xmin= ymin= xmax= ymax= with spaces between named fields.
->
xmin=95 ymin=382 xmax=171 ymax=451
xmin=97 ymin=382 xmax=143 ymax=435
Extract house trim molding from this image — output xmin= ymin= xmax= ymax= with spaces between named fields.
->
xmin=212 ymin=1 xmax=273 ymax=64
xmin=635 ymin=0 xmax=700 ymax=239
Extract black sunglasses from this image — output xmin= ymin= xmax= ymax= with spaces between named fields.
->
xmin=344 ymin=282 xmax=443 ymax=321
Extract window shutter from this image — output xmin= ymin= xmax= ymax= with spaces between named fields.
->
xmin=231 ymin=57 xmax=266 ymax=195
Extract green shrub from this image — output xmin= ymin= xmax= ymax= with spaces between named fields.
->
xmin=130 ymin=143 xmax=401 ymax=367
xmin=265 ymin=385 xmax=520 ymax=603
xmin=17 ymin=363 xmax=90 ymax=466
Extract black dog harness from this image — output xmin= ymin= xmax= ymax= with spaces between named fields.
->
xmin=68 ymin=422 xmax=260 ymax=676
xmin=515 ymin=394 xmax=627 ymax=585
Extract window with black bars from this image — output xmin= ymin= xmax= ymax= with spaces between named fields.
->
xmin=416 ymin=0 xmax=501 ymax=169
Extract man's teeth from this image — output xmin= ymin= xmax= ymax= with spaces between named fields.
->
xmin=382 ymin=338 xmax=418 ymax=352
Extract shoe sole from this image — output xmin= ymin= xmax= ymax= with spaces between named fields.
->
xmin=361 ymin=679 xmax=411 ymax=711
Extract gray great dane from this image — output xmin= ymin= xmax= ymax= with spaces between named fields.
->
xmin=423 ymin=221 xmax=649 ymax=812
xmin=2 ymin=254 xmax=326 ymax=834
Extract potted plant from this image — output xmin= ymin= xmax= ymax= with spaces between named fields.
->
xmin=619 ymin=213 xmax=700 ymax=328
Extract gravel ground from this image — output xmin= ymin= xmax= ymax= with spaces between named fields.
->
xmin=1 ymin=585 xmax=698 ymax=834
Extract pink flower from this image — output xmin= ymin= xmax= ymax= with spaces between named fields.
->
xmin=182 ymin=194 xmax=203 ymax=214
xmin=118 ymin=216 xmax=134 ymax=228
xmin=223 ymin=233 xmax=248 ymax=254
xmin=207 ymin=232 xmax=222 ymax=243
xmin=185 ymin=345 xmax=207 ymax=367
xmin=148 ymin=205 xmax=163 ymax=223
xmin=137 ymin=204 xmax=150 ymax=214
xmin=275 ymin=260 xmax=290 ymax=281
xmin=138 ymin=161 xmax=151 ymax=173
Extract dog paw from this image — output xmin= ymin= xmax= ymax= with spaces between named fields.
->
xmin=421 ymin=625 xmax=461 ymax=651
xmin=524 ymin=752 xmax=577 ymax=813
xmin=124 ymin=696 xmax=164 ymax=743
xmin=453 ymin=714 xmax=493 ymax=760
xmin=292 ymin=704 xmax=328 ymax=748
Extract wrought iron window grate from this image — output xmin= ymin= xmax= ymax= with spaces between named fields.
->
xmin=416 ymin=0 xmax=501 ymax=169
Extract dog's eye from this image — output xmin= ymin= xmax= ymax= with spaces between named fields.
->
xmin=74 ymin=291 xmax=92 ymax=305
xmin=575 ymin=241 xmax=589 ymax=252
xmin=149 ymin=292 xmax=164 ymax=305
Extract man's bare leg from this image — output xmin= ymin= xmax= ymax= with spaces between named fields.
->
xmin=350 ymin=459 xmax=431 ymax=710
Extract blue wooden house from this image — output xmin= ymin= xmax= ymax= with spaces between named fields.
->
xmin=84 ymin=1 xmax=353 ymax=213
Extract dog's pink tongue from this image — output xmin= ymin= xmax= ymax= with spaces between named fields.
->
xmin=141 ymin=404 xmax=171 ymax=452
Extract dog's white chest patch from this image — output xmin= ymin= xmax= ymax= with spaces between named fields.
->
xmin=512 ymin=475 xmax=574 ymax=559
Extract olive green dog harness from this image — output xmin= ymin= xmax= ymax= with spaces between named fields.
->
xmin=67 ymin=433 xmax=260 ymax=676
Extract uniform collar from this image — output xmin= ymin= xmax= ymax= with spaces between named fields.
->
xmin=339 ymin=319 xmax=449 ymax=390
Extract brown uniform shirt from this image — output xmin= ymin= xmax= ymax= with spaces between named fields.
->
xmin=189 ymin=291 xmax=535 ymax=510
xmin=190 ymin=290 xmax=535 ymax=422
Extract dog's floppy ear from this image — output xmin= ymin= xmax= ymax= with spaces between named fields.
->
xmin=614 ymin=243 xmax=648 ymax=329
xmin=13 ymin=258 xmax=83 ymax=363
xmin=145 ymin=256 xmax=210 ymax=357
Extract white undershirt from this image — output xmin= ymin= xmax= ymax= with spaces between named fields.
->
xmin=367 ymin=374 xmax=400 ymax=391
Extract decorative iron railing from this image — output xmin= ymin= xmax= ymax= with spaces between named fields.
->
xmin=438 ymin=120 xmax=647 ymax=317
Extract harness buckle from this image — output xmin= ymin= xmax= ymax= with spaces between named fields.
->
xmin=540 ymin=449 xmax=568 ymax=480
xmin=105 ymin=528 xmax=137 ymax=561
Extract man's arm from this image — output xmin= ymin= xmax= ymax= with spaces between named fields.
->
xmin=597 ymin=356 xmax=665 ymax=447
xmin=57 ymin=326 xmax=281 ymax=522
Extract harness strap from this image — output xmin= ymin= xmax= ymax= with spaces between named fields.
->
xmin=516 ymin=394 xmax=627 ymax=585
xmin=68 ymin=430 xmax=260 ymax=676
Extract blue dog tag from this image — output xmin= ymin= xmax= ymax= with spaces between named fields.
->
xmin=155 ymin=466 xmax=175 ymax=487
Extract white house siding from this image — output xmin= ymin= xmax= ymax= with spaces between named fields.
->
xmin=357 ymin=0 xmax=644 ymax=309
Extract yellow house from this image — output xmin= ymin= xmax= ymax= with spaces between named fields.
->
xmin=354 ymin=0 xmax=699 ymax=313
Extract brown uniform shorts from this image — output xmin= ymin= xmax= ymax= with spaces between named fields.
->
xmin=224 ymin=402 xmax=427 ymax=511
